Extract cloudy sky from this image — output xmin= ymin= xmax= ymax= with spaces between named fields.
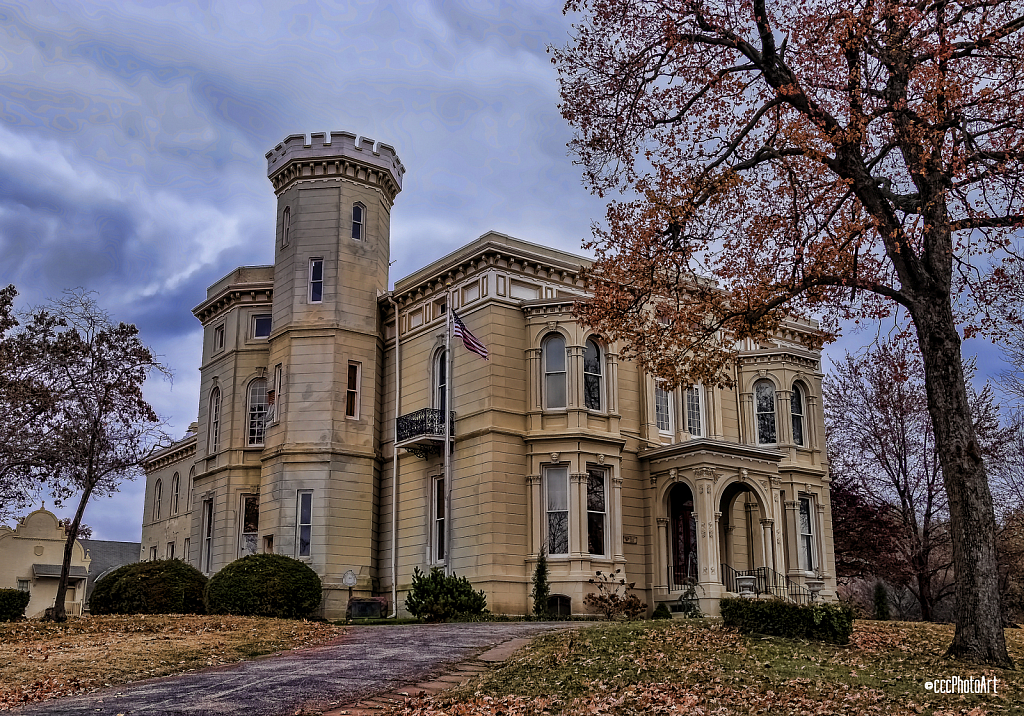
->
xmin=0 ymin=1 xmax=1012 ymax=541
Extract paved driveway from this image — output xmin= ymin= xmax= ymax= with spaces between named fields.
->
xmin=12 ymin=622 xmax=569 ymax=716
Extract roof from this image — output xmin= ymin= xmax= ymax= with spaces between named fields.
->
xmin=33 ymin=564 xmax=88 ymax=579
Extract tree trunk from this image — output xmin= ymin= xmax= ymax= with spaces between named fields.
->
xmin=909 ymin=299 xmax=1012 ymax=667
xmin=50 ymin=485 xmax=92 ymax=623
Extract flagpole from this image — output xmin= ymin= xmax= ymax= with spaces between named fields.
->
xmin=444 ymin=280 xmax=453 ymax=575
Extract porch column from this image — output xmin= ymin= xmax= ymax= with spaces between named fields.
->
xmin=611 ymin=474 xmax=624 ymax=561
xmin=695 ymin=474 xmax=718 ymax=591
xmin=526 ymin=348 xmax=542 ymax=411
xmin=570 ymin=472 xmax=587 ymax=559
xmin=777 ymin=389 xmax=793 ymax=446
xmin=760 ymin=518 xmax=773 ymax=573
xmin=527 ymin=474 xmax=542 ymax=556
xmin=606 ymin=349 xmax=620 ymax=415
xmin=806 ymin=394 xmax=821 ymax=454
xmin=656 ymin=517 xmax=669 ymax=591
xmin=815 ymin=501 xmax=828 ymax=577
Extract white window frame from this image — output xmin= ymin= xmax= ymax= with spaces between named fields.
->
xmin=281 ymin=205 xmax=291 ymax=247
xmin=269 ymin=363 xmax=283 ymax=424
xmin=791 ymin=384 xmax=806 ymax=447
xmin=433 ymin=348 xmax=447 ymax=412
xmin=17 ymin=579 xmax=30 ymax=593
xmin=171 ymin=472 xmax=180 ymax=515
xmin=545 ymin=465 xmax=570 ymax=556
xmin=655 ymin=384 xmax=674 ymax=434
xmin=296 ymin=490 xmax=313 ymax=558
xmin=183 ymin=537 xmax=191 ymax=563
xmin=543 ymin=334 xmax=567 ymax=410
xmin=755 ymin=381 xmax=778 ymax=445
xmin=345 ymin=361 xmax=360 ymax=419
xmin=252 ymin=314 xmax=272 ymax=339
xmin=202 ymin=498 xmax=214 ymax=573
xmin=583 ymin=339 xmax=603 ymax=411
xmin=150 ymin=546 xmax=158 ymax=561
xmin=309 ymin=258 xmax=324 ymax=304
xmin=208 ymin=387 xmax=221 ymax=453
xmin=586 ymin=467 xmax=607 ymax=557
xmin=432 ymin=475 xmax=446 ymax=564
xmin=239 ymin=494 xmax=259 ymax=558
xmin=186 ymin=467 xmax=194 ymax=511
xmin=213 ymin=324 xmax=225 ymax=353
xmin=685 ymin=385 xmax=704 ymax=438
xmin=351 ymin=202 xmax=365 ymax=240
xmin=799 ymin=495 xmax=816 ymax=572
xmin=167 ymin=541 xmax=175 ymax=560
xmin=247 ymin=378 xmax=268 ymax=446
xmin=153 ymin=479 xmax=162 ymax=521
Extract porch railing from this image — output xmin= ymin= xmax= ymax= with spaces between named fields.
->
xmin=720 ymin=564 xmax=812 ymax=605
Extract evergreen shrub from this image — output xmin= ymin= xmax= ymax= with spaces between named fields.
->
xmin=205 ymin=554 xmax=322 ymax=619
xmin=530 ymin=550 xmax=551 ymax=619
xmin=651 ymin=602 xmax=672 ymax=620
xmin=90 ymin=560 xmax=207 ymax=615
xmin=0 ymin=589 xmax=31 ymax=621
xmin=404 ymin=567 xmax=487 ymax=622
xmin=873 ymin=582 xmax=891 ymax=621
xmin=720 ymin=597 xmax=854 ymax=644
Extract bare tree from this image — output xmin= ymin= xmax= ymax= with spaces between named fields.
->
xmin=825 ymin=338 xmax=1012 ymax=621
xmin=38 ymin=290 xmax=168 ymax=622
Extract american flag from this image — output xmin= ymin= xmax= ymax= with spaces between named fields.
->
xmin=452 ymin=310 xmax=488 ymax=359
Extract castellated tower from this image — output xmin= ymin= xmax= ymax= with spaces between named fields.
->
xmin=261 ymin=132 xmax=404 ymax=616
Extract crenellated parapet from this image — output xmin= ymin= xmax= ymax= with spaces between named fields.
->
xmin=265 ymin=131 xmax=405 ymax=203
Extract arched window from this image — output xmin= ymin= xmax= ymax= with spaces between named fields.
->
xmin=583 ymin=339 xmax=602 ymax=411
xmin=791 ymin=384 xmax=805 ymax=446
xmin=433 ymin=348 xmax=448 ymax=413
xmin=247 ymin=378 xmax=268 ymax=446
xmin=281 ymin=206 xmax=291 ymax=247
xmin=543 ymin=334 xmax=567 ymax=409
xmin=351 ymin=203 xmax=365 ymax=240
xmin=171 ymin=472 xmax=180 ymax=515
xmin=685 ymin=385 xmax=703 ymax=437
xmin=755 ymin=381 xmax=777 ymax=444
xmin=208 ymin=387 xmax=221 ymax=453
xmin=187 ymin=466 xmax=195 ymax=511
xmin=153 ymin=479 xmax=162 ymax=521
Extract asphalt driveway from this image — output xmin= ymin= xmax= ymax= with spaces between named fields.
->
xmin=11 ymin=621 xmax=571 ymax=716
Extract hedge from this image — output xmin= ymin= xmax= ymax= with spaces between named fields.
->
xmin=0 ymin=589 xmax=31 ymax=622
xmin=720 ymin=597 xmax=854 ymax=644
xmin=205 ymin=554 xmax=322 ymax=619
xmin=90 ymin=560 xmax=208 ymax=615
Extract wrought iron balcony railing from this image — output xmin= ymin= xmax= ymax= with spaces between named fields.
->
xmin=395 ymin=408 xmax=454 ymax=458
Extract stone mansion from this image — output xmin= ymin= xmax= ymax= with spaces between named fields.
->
xmin=140 ymin=131 xmax=837 ymax=619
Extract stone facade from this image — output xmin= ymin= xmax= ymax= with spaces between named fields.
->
xmin=141 ymin=131 xmax=837 ymax=619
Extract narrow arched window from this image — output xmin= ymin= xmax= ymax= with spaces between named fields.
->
xmin=351 ymin=203 xmax=365 ymax=240
xmin=583 ymin=339 xmax=602 ymax=411
xmin=281 ymin=206 xmax=291 ymax=247
xmin=434 ymin=348 xmax=448 ymax=413
xmin=208 ymin=387 xmax=221 ymax=453
xmin=247 ymin=378 xmax=268 ymax=446
xmin=171 ymin=472 xmax=180 ymax=515
xmin=543 ymin=334 xmax=567 ymax=409
xmin=791 ymin=384 xmax=805 ymax=446
xmin=755 ymin=381 xmax=777 ymax=444
xmin=153 ymin=479 xmax=162 ymax=521
xmin=187 ymin=467 xmax=195 ymax=511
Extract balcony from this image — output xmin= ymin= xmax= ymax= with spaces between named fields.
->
xmin=395 ymin=408 xmax=454 ymax=459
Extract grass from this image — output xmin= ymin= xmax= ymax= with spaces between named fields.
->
xmin=0 ymin=614 xmax=343 ymax=710
xmin=395 ymin=620 xmax=1024 ymax=715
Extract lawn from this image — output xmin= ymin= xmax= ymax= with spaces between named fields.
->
xmin=0 ymin=614 xmax=343 ymax=710
xmin=395 ymin=620 xmax=1024 ymax=715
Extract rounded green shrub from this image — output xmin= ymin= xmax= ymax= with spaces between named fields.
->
xmin=205 ymin=554 xmax=322 ymax=619
xmin=0 ymin=589 xmax=32 ymax=621
xmin=651 ymin=602 xmax=673 ymax=620
xmin=404 ymin=566 xmax=487 ymax=622
xmin=90 ymin=560 xmax=207 ymax=615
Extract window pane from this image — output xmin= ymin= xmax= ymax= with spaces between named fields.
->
xmin=588 ymin=512 xmax=605 ymax=555
xmin=548 ymin=511 xmax=568 ymax=554
xmin=243 ymin=496 xmax=259 ymax=533
xmin=584 ymin=375 xmax=601 ymax=410
xmin=546 ymin=373 xmax=566 ymax=409
xmin=546 ymin=468 xmax=568 ymax=511
xmin=791 ymin=387 xmax=804 ymax=445
xmin=300 ymin=492 xmax=312 ymax=524
xmin=248 ymin=379 xmax=268 ymax=445
xmin=310 ymin=282 xmax=322 ymax=303
xmin=656 ymin=387 xmax=671 ymax=431
xmin=587 ymin=472 xmax=605 ymax=512
xmin=311 ymin=260 xmax=323 ymax=282
xmin=253 ymin=315 xmax=272 ymax=338
xmin=583 ymin=340 xmax=601 ymax=375
xmin=686 ymin=386 xmax=702 ymax=436
xmin=757 ymin=413 xmax=777 ymax=444
xmin=544 ymin=336 xmax=565 ymax=372
xmin=435 ymin=478 xmax=445 ymax=519
xmin=755 ymin=383 xmax=776 ymax=444
xmin=299 ymin=526 xmax=311 ymax=557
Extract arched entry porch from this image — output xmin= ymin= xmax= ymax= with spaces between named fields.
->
xmin=666 ymin=482 xmax=698 ymax=591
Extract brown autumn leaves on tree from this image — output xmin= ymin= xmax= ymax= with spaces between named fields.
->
xmin=554 ymin=0 xmax=1024 ymax=666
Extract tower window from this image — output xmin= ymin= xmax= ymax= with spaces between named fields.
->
xmin=153 ymin=479 xmax=162 ymax=521
xmin=433 ymin=476 xmax=445 ymax=563
xmin=346 ymin=362 xmax=360 ymax=418
xmin=247 ymin=378 xmax=268 ymax=446
xmin=755 ymin=381 xmax=777 ymax=444
xmin=213 ymin=325 xmax=225 ymax=352
xmin=352 ymin=203 xmax=365 ymax=240
xmin=252 ymin=314 xmax=272 ymax=339
xmin=282 ymin=206 xmax=291 ymax=247
xmin=309 ymin=259 xmax=324 ymax=303
xmin=297 ymin=491 xmax=313 ymax=557
xmin=208 ymin=387 xmax=221 ymax=453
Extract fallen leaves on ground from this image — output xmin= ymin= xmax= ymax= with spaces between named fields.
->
xmin=0 ymin=614 xmax=343 ymax=710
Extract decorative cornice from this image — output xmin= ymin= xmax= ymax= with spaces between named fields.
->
xmin=193 ymin=282 xmax=274 ymax=325
xmin=143 ymin=434 xmax=197 ymax=472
